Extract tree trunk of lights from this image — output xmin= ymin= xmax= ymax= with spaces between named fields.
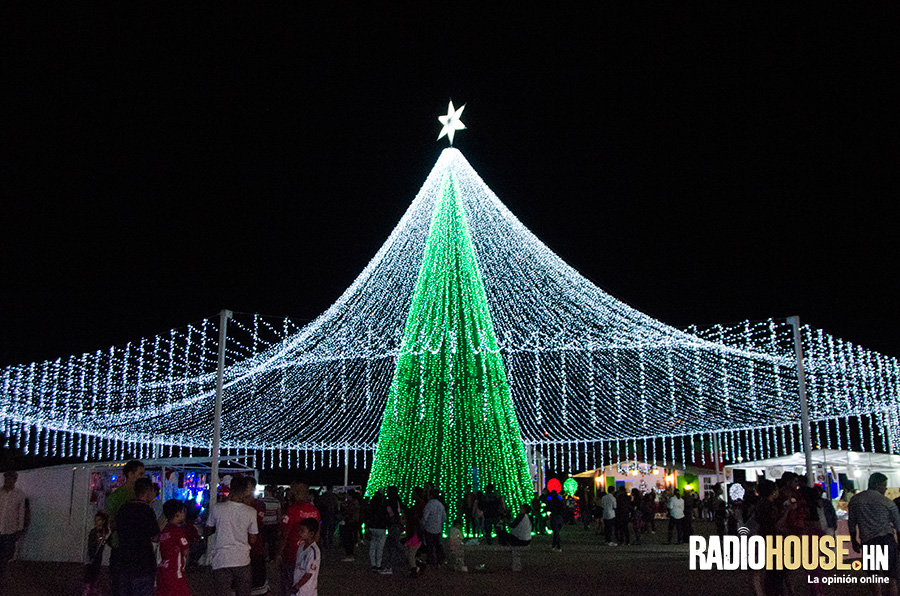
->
xmin=789 ymin=315 xmax=815 ymax=487
xmin=210 ymin=309 xmax=232 ymax=512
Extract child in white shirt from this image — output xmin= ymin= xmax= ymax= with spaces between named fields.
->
xmin=447 ymin=518 xmax=467 ymax=572
xmin=291 ymin=518 xmax=321 ymax=596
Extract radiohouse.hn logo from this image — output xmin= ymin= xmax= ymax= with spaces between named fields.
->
xmin=689 ymin=531 xmax=889 ymax=572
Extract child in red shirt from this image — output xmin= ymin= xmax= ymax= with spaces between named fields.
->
xmin=278 ymin=483 xmax=321 ymax=596
xmin=157 ymin=499 xmax=192 ymax=596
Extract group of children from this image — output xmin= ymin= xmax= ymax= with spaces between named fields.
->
xmin=84 ymin=497 xmax=321 ymax=596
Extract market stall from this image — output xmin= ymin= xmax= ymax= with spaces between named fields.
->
xmin=14 ymin=456 xmax=255 ymax=562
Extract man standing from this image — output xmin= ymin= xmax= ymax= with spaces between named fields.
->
xmin=316 ymin=486 xmax=339 ymax=548
xmin=115 ymin=477 xmax=160 ymax=596
xmin=600 ymin=487 xmax=617 ymax=546
xmin=420 ymin=489 xmax=447 ymax=565
xmin=106 ymin=460 xmax=145 ymax=596
xmin=682 ymin=488 xmax=696 ymax=542
xmin=0 ymin=471 xmax=27 ymax=581
xmin=207 ymin=476 xmax=259 ymax=596
xmin=666 ymin=489 xmax=685 ymax=544
xmin=107 ymin=460 xmax=146 ymax=520
xmin=258 ymin=485 xmax=282 ymax=560
xmin=849 ymin=472 xmax=900 ymax=595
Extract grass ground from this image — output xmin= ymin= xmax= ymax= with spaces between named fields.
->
xmin=4 ymin=519 xmax=873 ymax=595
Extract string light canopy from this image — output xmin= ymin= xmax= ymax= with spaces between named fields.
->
xmin=1 ymin=145 xmax=899 ymax=478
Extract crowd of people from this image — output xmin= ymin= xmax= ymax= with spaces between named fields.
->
xmin=78 ymin=466 xmax=544 ymax=595
xmin=3 ymin=460 xmax=900 ymax=596
xmin=95 ymin=461 xmax=325 ymax=596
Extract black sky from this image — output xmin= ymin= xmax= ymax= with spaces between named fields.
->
xmin=2 ymin=6 xmax=898 ymax=367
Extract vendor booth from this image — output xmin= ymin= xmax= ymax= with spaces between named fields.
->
xmin=727 ymin=449 xmax=900 ymax=497
xmin=14 ymin=456 xmax=255 ymax=562
xmin=572 ymin=460 xmax=720 ymax=497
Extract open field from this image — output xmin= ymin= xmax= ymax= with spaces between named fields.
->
xmin=4 ymin=520 xmax=871 ymax=596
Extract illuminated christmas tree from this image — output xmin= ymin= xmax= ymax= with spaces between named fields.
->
xmin=366 ymin=168 xmax=533 ymax=522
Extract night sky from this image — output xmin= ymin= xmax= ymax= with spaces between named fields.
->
xmin=3 ymin=6 xmax=898 ymax=369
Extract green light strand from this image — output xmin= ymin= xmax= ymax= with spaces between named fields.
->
xmin=366 ymin=170 xmax=533 ymax=524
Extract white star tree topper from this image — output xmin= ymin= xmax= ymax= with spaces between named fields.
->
xmin=437 ymin=100 xmax=466 ymax=145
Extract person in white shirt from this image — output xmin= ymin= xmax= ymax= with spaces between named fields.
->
xmin=0 ymin=471 xmax=26 ymax=581
xmin=600 ymin=489 xmax=617 ymax=546
xmin=206 ymin=476 xmax=259 ymax=596
xmin=291 ymin=518 xmax=321 ymax=596
xmin=667 ymin=489 xmax=685 ymax=544
xmin=420 ymin=489 xmax=447 ymax=566
xmin=498 ymin=504 xmax=532 ymax=546
xmin=498 ymin=504 xmax=533 ymax=572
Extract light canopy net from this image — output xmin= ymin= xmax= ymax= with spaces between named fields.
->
xmin=2 ymin=148 xmax=899 ymax=473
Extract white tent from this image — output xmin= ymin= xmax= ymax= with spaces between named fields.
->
xmin=727 ymin=449 xmax=900 ymax=490
xmin=14 ymin=457 xmax=254 ymax=563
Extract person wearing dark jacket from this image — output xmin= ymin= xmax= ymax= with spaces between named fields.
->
xmin=480 ymin=485 xmax=503 ymax=545
xmin=546 ymin=490 xmax=565 ymax=551
xmin=615 ymin=488 xmax=632 ymax=545
xmin=115 ymin=478 xmax=160 ymax=596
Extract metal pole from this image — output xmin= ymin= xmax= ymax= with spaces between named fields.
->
xmin=344 ymin=446 xmax=350 ymax=487
xmin=712 ymin=433 xmax=722 ymax=485
xmin=210 ymin=309 xmax=232 ymax=511
xmin=789 ymin=316 xmax=815 ymax=487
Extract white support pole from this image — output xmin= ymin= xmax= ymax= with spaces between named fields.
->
xmin=525 ymin=445 xmax=535 ymax=494
xmin=344 ymin=447 xmax=350 ymax=487
xmin=210 ymin=309 xmax=232 ymax=511
xmin=712 ymin=433 xmax=723 ymax=485
xmin=537 ymin=451 xmax=546 ymax=494
xmin=789 ymin=316 xmax=815 ymax=487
